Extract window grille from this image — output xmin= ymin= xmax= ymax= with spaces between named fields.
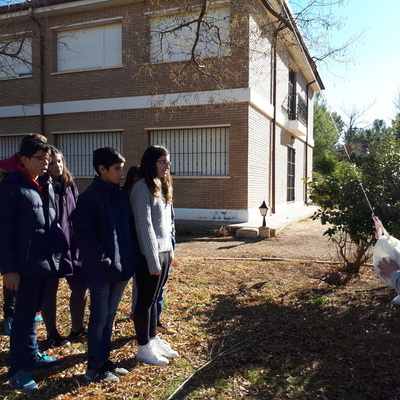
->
xmin=0 ymin=135 xmax=24 ymax=159
xmin=287 ymin=94 xmax=308 ymax=125
xmin=151 ymin=127 xmax=229 ymax=176
xmin=56 ymin=131 xmax=122 ymax=176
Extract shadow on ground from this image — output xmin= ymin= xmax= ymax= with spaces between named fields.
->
xmin=169 ymin=278 xmax=400 ymax=400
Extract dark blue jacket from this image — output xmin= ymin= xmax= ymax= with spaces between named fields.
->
xmin=53 ymin=180 xmax=81 ymax=277
xmin=0 ymin=168 xmax=68 ymax=276
xmin=72 ymin=175 xmax=139 ymax=284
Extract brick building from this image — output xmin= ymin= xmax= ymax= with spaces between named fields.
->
xmin=0 ymin=0 xmax=324 ymax=227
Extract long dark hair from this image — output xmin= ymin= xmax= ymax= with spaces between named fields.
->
xmin=135 ymin=145 xmax=173 ymax=203
xmin=49 ymin=145 xmax=75 ymax=188
xmin=122 ymin=165 xmax=139 ymax=194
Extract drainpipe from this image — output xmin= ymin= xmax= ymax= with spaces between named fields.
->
xmin=270 ymin=30 xmax=278 ymax=214
xmin=29 ymin=7 xmax=45 ymax=136
xmin=39 ymin=21 xmax=45 ymax=135
xmin=304 ymin=80 xmax=315 ymax=203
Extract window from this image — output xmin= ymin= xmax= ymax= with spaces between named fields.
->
xmin=57 ymin=23 xmax=122 ymax=72
xmin=56 ymin=131 xmax=122 ymax=176
xmin=0 ymin=135 xmax=24 ymax=159
xmin=0 ymin=39 xmax=32 ymax=79
xmin=150 ymin=6 xmax=230 ymax=63
xmin=287 ymin=69 xmax=308 ymax=125
xmin=287 ymin=69 xmax=296 ymax=120
xmin=151 ymin=126 xmax=229 ymax=176
xmin=287 ymin=147 xmax=295 ymax=202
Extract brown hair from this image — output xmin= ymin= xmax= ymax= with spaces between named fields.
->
xmin=49 ymin=145 xmax=75 ymax=188
xmin=135 ymin=145 xmax=173 ymax=203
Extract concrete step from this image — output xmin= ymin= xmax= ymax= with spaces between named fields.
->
xmin=228 ymin=205 xmax=318 ymax=238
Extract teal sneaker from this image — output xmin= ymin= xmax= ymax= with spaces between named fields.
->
xmin=32 ymin=352 xmax=60 ymax=369
xmin=35 ymin=315 xmax=43 ymax=323
xmin=9 ymin=369 xmax=38 ymax=392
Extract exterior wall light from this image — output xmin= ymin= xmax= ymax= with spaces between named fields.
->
xmin=259 ymin=201 xmax=269 ymax=227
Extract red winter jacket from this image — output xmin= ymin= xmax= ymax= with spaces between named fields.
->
xmin=0 ymin=153 xmax=21 ymax=172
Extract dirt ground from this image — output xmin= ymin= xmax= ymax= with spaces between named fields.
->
xmin=176 ymin=217 xmax=345 ymax=263
xmin=2 ymin=216 xmax=399 ymax=400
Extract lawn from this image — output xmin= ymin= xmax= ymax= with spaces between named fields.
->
xmin=1 ymin=256 xmax=400 ymax=400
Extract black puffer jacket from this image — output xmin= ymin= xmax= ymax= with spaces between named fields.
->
xmin=0 ymin=168 xmax=68 ymax=276
xmin=72 ymin=175 xmax=139 ymax=284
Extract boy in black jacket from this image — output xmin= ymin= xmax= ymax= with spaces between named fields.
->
xmin=72 ymin=147 xmax=138 ymax=382
xmin=0 ymin=140 xmax=67 ymax=392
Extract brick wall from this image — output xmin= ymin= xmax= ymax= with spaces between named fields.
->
xmin=0 ymin=0 xmax=318 ymax=222
xmin=42 ymin=102 xmax=249 ymax=210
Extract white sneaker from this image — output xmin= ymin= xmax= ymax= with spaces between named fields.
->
xmin=136 ymin=342 xmax=169 ymax=366
xmin=150 ymin=336 xmax=179 ymax=359
xmin=392 ymin=295 xmax=400 ymax=306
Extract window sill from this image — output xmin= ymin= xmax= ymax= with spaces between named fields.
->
xmin=51 ymin=65 xmax=123 ymax=76
xmin=172 ymin=175 xmax=230 ymax=179
xmin=0 ymin=74 xmax=33 ymax=81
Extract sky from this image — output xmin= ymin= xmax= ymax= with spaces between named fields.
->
xmin=1 ymin=0 xmax=399 ymax=127
xmin=293 ymin=0 xmax=400 ymax=128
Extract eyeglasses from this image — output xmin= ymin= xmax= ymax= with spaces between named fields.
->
xmin=157 ymin=160 xmax=172 ymax=168
xmin=29 ymin=155 xmax=51 ymax=163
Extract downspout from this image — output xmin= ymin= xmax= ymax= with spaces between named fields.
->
xmin=270 ymin=30 xmax=278 ymax=214
xmin=39 ymin=21 xmax=45 ymax=135
xmin=29 ymin=7 xmax=45 ymax=136
xmin=304 ymin=80 xmax=315 ymax=203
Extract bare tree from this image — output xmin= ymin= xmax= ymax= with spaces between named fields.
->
xmin=290 ymin=0 xmax=363 ymax=63
xmin=338 ymin=103 xmax=376 ymax=156
xmin=141 ymin=0 xmax=360 ymax=75
xmin=0 ymin=0 xmax=360 ymax=100
xmin=0 ymin=0 xmax=358 ymax=74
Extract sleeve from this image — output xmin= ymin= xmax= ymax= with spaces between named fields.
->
xmin=391 ymin=269 xmax=400 ymax=295
xmin=130 ymin=181 xmax=161 ymax=274
xmin=0 ymin=184 xmax=19 ymax=274
xmin=71 ymin=182 xmax=79 ymax=203
xmin=72 ymin=192 xmax=111 ymax=272
xmin=171 ymin=205 xmax=176 ymax=238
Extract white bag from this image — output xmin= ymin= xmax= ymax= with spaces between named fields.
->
xmin=372 ymin=234 xmax=400 ymax=287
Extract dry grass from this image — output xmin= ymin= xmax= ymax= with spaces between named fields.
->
xmin=1 ymin=248 xmax=400 ymax=399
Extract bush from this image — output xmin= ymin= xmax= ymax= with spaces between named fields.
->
xmin=309 ymin=135 xmax=400 ymax=273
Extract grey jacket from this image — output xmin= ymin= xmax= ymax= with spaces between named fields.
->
xmin=130 ymin=178 xmax=174 ymax=274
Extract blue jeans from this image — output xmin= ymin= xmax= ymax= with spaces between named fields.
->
xmin=2 ymin=283 xmax=15 ymax=320
xmin=9 ymin=275 xmax=48 ymax=376
xmin=87 ymin=281 xmax=128 ymax=369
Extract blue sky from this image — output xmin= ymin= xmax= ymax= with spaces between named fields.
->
xmin=1 ymin=0 xmax=398 ymax=127
xmin=293 ymin=0 xmax=400 ymax=127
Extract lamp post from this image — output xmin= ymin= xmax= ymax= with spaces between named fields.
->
xmin=259 ymin=201 xmax=269 ymax=228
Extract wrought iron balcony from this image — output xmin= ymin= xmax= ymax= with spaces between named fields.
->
xmin=287 ymin=93 xmax=308 ymax=126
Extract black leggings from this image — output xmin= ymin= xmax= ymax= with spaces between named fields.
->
xmin=133 ymin=252 xmax=170 ymax=346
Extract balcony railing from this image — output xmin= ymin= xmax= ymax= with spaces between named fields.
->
xmin=287 ymin=94 xmax=308 ymax=126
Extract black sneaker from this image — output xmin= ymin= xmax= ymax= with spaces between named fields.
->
xmin=46 ymin=333 xmax=70 ymax=348
xmin=68 ymin=326 xmax=88 ymax=340
xmin=103 ymin=360 xmax=128 ymax=376
xmin=84 ymin=367 xmax=119 ymax=382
